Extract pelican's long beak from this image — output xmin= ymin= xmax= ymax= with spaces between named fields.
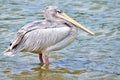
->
xmin=57 ymin=13 xmax=95 ymax=36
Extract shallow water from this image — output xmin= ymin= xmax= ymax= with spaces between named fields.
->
xmin=0 ymin=0 xmax=120 ymax=80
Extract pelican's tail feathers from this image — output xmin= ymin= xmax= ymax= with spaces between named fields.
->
xmin=2 ymin=48 xmax=17 ymax=57
xmin=4 ymin=51 xmax=15 ymax=56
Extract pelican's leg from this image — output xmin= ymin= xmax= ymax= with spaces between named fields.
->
xmin=42 ymin=50 xmax=49 ymax=65
xmin=39 ymin=53 xmax=44 ymax=65
xmin=44 ymin=54 xmax=49 ymax=65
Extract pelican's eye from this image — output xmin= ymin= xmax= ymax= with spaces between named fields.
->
xmin=57 ymin=10 xmax=62 ymax=13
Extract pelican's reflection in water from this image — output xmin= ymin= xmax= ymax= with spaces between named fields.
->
xmin=31 ymin=59 xmax=85 ymax=80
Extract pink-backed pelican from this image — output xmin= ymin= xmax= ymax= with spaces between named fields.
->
xmin=4 ymin=6 xmax=95 ymax=65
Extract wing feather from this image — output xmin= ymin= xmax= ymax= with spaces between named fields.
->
xmin=10 ymin=20 xmax=51 ymax=50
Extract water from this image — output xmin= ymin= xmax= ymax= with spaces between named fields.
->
xmin=0 ymin=0 xmax=120 ymax=80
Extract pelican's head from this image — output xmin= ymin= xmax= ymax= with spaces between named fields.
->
xmin=44 ymin=6 xmax=95 ymax=36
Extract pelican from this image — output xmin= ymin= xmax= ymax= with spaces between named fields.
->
xmin=4 ymin=6 xmax=95 ymax=65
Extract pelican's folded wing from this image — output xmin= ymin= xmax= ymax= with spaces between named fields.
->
xmin=9 ymin=20 xmax=50 ymax=50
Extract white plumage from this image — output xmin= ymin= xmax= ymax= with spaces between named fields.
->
xmin=4 ymin=6 xmax=95 ymax=65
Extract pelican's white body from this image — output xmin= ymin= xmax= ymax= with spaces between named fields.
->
xmin=4 ymin=20 xmax=77 ymax=55
xmin=20 ymin=22 xmax=77 ymax=53
xmin=3 ymin=6 xmax=95 ymax=65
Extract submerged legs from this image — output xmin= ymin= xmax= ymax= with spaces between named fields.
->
xmin=39 ymin=53 xmax=44 ymax=65
xmin=44 ymin=55 xmax=49 ymax=65
xmin=39 ymin=51 xmax=49 ymax=65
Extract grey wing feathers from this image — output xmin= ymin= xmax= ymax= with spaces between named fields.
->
xmin=9 ymin=20 xmax=48 ymax=50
